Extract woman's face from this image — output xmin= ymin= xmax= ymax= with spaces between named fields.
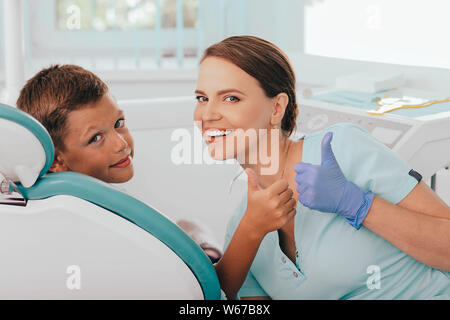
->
xmin=194 ymin=57 xmax=276 ymax=162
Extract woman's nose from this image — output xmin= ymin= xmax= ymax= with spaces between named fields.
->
xmin=203 ymin=100 xmax=221 ymax=121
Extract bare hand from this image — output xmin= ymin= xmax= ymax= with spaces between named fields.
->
xmin=243 ymin=168 xmax=297 ymax=239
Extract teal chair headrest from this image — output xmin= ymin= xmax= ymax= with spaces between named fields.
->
xmin=0 ymin=103 xmax=54 ymax=187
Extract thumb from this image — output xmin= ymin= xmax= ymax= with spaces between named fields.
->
xmin=246 ymin=168 xmax=263 ymax=191
xmin=321 ymin=132 xmax=337 ymax=166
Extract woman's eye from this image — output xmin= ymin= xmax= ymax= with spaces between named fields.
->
xmin=196 ymin=96 xmax=208 ymax=102
xmin=115 ymin=119 xmax=125 ymax=129
xmin=89 ymin=134 xmax=102 ymax=144
xmin=225 ymin=96 xmax=240 ymax=102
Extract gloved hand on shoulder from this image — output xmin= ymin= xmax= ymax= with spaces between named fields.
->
xmin=294 ymin=132 xmax=374 ymax=229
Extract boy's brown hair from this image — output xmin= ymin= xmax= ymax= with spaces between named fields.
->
xmin=17 ymin=64 xmax=108 ymax=151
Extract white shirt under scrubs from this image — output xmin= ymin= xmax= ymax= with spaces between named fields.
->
xmin=224 ymin=123 xmax=450 ymax=299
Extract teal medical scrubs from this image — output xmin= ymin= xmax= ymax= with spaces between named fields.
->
xmin=224 ymin=123 xmax=450 ymax=299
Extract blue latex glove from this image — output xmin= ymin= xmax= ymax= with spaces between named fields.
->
xmin=294 ymin=132 xmax=374 ymax=230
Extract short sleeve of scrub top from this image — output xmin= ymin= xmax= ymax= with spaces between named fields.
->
xmin=319 ymin=123 xmax=418 ymax=204
xmin=224 ymin=123 xmax=449 ymax=299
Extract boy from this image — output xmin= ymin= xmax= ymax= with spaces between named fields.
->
xmin=17 ymin=65 xmax=134 ymax=183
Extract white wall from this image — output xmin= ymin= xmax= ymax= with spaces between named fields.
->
xmin=106 ymin=76 xmax=197 ymax=100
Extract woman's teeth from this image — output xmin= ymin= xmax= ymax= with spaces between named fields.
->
xmin=206 ymin=129 xmax=233 ymax=137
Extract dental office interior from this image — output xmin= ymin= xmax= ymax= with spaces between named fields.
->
xmin=0 ymin=0 xmax=449 ymax=300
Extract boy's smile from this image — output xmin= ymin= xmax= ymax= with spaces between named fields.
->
xmin=50 ymin=92 xmax=135 ymax=183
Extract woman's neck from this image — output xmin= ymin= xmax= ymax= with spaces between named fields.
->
xmin=240 ymin=134 xmax=304 ymax=264
xmin=240 ymin=133 xmax=293 ymax=189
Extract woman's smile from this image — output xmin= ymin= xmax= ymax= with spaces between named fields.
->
xmin=203 ymin=128 xmax=234 ymax=143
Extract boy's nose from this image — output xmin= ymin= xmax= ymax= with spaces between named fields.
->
xmin=112 ymin=132 xmax=128 ymax=152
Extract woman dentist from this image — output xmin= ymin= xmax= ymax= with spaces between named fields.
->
xmin=194 ymin=36 xmax=450 ymax=300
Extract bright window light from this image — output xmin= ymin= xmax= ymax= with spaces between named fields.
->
xmin=304 ymin=0 xmax=450 ymax=69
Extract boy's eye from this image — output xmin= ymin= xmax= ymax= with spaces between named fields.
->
xmin=196 ymin=96 xmax=208 ymax=102
xmin=225 ymin=96 xmax=240 ymax=102
xmin=89 ymin=134 xmax=102 ymax=144
xmin=115 ymin=119 xmax=125 ymax=129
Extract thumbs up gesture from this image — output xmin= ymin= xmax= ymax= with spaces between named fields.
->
xmin=243 ymin=168 xmax=297 ymax=238
xmin=294 ymin=132 xmax=374 ymax=230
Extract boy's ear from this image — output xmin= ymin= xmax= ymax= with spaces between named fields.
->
xmin=50 ymin=151 xmax=69 ymax=173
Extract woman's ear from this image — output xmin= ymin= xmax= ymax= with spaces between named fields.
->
xmin=270 ymin=92 xmax=289 ymax=127
xmin=50 ymin=151 xmax=69 ymax=173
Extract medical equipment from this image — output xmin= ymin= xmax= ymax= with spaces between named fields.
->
xmin=0 ymin=103 xmax=221 ymax=299
xmin=0 ymin=175 xmax=25 ymax=206
xmin=297 ymin=88 xmax=450 ymax=184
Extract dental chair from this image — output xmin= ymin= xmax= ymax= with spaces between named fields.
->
xmin=0 ymin=103 xmax=221 ymax=299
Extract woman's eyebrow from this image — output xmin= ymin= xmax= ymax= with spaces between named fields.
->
xmin=195 ymin=89 xmax=206 ymax=95
xmin=195 ymin=89 xmax=246 ymax=96
xmin=217 ymin=88 xmax=246 ymax=96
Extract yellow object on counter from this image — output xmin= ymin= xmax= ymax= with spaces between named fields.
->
xmin=367 ymin=96 xmax=450 ymax=115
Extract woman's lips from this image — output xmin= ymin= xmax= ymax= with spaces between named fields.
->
xmin=111 ymin=155 xmax=131 ymax=168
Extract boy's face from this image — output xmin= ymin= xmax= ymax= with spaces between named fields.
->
xmin=51 ymin=92 xmax=134 ymax=183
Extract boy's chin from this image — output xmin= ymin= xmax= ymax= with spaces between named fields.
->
xmin=107 ymin=167 xmax=134 ymax=184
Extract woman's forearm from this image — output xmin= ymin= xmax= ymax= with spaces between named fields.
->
xmin=215 ymin=214 xmax=265 ymax=299
xmin=363 ymin=196 xmax=450 ymax=271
